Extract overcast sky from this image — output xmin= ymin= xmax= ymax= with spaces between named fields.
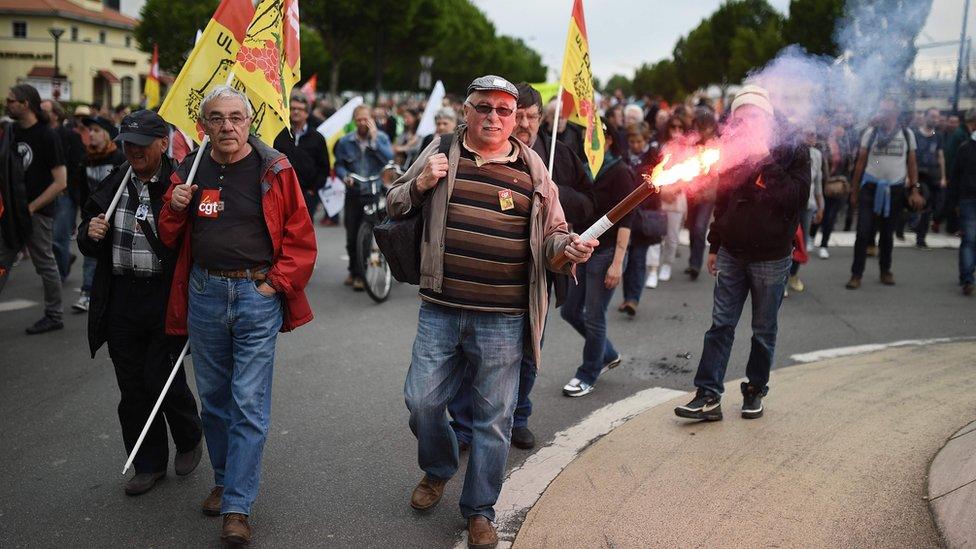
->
xmin=121 ymin=0 xmax=968 ymax=82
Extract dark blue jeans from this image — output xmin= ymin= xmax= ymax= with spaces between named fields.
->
xmin=622 ymin=242 xmax=649 ymax=303
xmin=688 ymin=201 xmax=714 ymax=271
xmin=404 ymin=301 xmax=524 ymax=521
xmin=448 ymin=352 xmax=537 ymax=444
xmin=815 ymin=195 xmax=844 ymax=248
xmin=693 ymin=248 xmax=791 ymax=396
xmin=52 ymin=194 xmax=77 ymax=280
xmin=560 ymin=248 xmax=621 ymax=385
xmin=188 ymin=265 xmax=283 ymax=516
xmin=960 ymin=199 xmax=976 ymax=286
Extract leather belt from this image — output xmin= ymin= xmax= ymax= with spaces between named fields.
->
xmin=206 ymin=268 xmax=268 ymax=281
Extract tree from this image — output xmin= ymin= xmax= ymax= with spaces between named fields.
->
xmin=302 ymin=0 xmax=368 ymax=99
xmin=135 ymin=0 xmax=219 ymax=74
xmin=604 ymin=74 xmax=633 ymax=96
xmin=783 ymin=0 xmax=844 ymax=56
xmin=729 ymin=21 xmax=786 ymax=82
xmin=632 ymin=60 xmax=685 ymax=103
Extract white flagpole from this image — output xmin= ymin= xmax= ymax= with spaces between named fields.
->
xmin=121 ymin=70 xmax=236 ymax=475
xmin=548 ymin=85 xmax=563 ymax=178
xmin=103 ymin=167 xmax=133 ymax=224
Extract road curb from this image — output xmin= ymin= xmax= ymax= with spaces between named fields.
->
xmin=927 ymin=420 xmax=976 ymax=548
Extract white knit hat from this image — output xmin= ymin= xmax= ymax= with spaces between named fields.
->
xmin=731 ymin=85 xmax=774 ymax=117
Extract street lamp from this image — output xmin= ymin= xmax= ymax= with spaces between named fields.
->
xmin=48 ymin=27 xmax=64 ymax=100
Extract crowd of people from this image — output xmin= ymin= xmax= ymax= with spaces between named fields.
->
xmin=1 ymin=73 xmax=974 ymax=549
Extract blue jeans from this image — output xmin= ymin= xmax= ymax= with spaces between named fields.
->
xmin=960 ymin=199 xmax=976 ymax=286
xmin=404 ymin=301 xmax=524 ymax=521
xmin=688 ymin=201 xmax=714 ymax=271
xmin=187 ymin=264 xmax=282 ymax=516
xmin=52 ymin=194 xmax=76 ymax=280
xmin=81 ymin=256 xmax=97 ymax=292
xmin=560 ymin=248 xmax=621 ymax=385
xmin=693 ymin=248 xmax=790 ymax=396
xmin=622 ymin=243 xmax=649 ymax=303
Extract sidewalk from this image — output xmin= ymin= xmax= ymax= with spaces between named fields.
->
xmin=514 ymin=341 xmax=976 ymax=548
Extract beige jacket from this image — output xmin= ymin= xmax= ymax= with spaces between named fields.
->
xmin=387 ymin=127 xmax=574 ymax=366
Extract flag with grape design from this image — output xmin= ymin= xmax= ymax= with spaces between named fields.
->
xmin=232 ymin=0 xmax=301 ymax=144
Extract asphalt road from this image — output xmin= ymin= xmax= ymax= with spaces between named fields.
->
xmin=0 ymin=225 xmax=971 ymax=548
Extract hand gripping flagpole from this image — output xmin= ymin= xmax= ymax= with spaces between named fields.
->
xmin=122 ymin=70 xmax=235 ymax=475
xmin=103 ymin=167 xmax=134 ymax=224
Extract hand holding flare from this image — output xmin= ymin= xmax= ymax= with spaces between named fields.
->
xmin=554 ymin=147 xmax=721 ymax=271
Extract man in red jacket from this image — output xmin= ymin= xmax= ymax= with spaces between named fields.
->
xmin=158 ymin=85 xmax=316 ymax=546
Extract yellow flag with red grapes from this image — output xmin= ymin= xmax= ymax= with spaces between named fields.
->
xmin=232 ymin=0 xmax=301 ymax=144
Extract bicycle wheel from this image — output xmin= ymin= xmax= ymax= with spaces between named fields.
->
xmin=357 ymin=222 xmax=392 ymax=303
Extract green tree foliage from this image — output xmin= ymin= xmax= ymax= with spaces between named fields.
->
xmin=604 ymin=74 xmax=633 ymax=96
xmin=135 ymin=0 xmax=219 ymax=74
xmin=729 ymin=21 xmax=786 ymax=82
xmin=632 ymin=60 xmax=684 ymax=102
xmin=783 ymin=0 xmax=844 ymax=56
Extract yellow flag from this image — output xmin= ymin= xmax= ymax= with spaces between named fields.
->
xmin=559 ymin=0 xmax=604 ymax=175
xmin=530 ymin=82 xmax=560 ymax=106
xmin=157 ymin=0 xmax=255 ymax=143
xmin=232 ymin=0 xmax=301 ymax=145
xmin=144 ymin=44 xmax=160 ymax=109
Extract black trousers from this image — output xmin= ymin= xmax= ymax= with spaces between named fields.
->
xmin=851 ymin=184 xmax=905 ymax=277
xmin=107 ymin=275 xmax=201 ymax=474
xmin=344 ymin=195 xmax=366 ymax=276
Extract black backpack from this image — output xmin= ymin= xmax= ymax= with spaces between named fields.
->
xmin=372 ymin=133 xmax=454 ymax=285
xmin=0 ymin=121 xmax=32 ymax=250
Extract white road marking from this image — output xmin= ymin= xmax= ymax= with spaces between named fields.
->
xmin=0 ymin=299 xmax=36 ymax=312
xmin=453 ymin=386 xmax=685 ymax=548
xmin=790 ymin=337 xmax=975 ymax=363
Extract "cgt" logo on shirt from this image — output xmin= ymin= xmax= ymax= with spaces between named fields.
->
xmin=198 ymin=189 xmax=224 ymax=218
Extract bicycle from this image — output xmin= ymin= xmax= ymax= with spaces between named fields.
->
xmin=350 ymin=164 xmax=400 ymax=303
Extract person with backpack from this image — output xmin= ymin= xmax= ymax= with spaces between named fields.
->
xmin=0 ymin=84 xmax=67 ymax=334
xmin=846 ymin=97 xmax=923 ymax=289
xmin=673 ymin=85 xmax=810 ymax=421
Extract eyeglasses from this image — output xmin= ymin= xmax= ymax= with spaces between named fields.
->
xmin=466 ymin=102 xmax=514 ymax=118
xmin=204 ymin=115 xmax=249 ymax=127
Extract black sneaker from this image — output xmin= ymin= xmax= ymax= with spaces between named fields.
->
xmin=741 ymin=382 xmax=768 ymax=419
xmin=25 ymin=316 xmax=64 ymax=335
xmin=511 ymin=426 xmax=535 ymax=449
xmin=674 ymin=389 xmax=722 ymax=421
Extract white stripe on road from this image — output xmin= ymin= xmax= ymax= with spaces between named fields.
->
xmin=789 ymin=337 xmax=976 ymax=363
xmin=0 ymin=299 xmax=37 ymax=312
xmin=453 ymin=386 xmax=686 ymax=549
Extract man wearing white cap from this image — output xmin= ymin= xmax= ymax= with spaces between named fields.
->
xmin=674 ymin=85 xmax=810 ymax=422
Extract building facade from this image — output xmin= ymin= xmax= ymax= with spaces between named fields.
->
xmin=0 ymin=0 xmax=151 ymax=106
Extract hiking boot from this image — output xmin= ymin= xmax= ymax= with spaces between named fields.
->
xmin=220 ymin=513 xmax=251 ymax=545
xmin=511 ymin=426 xmax=535 ymax=449
xmin=410 ymin=475 xmax=448 ymax=510
xmin=72 ymin=291 xmax=90 ymax=313
xmin=963 ymin=283 xmax=974 ymax=297
xmin=124 ymin=471 xmax=165 ymax=496
xmin=674 ymin=389 xmax=722 ymax=421
xmin=562 ymin=377 xmax=594 ymax=397
xmin=352 ymin=277 xmax=365 ymax=291
xmin=880 ymin=272 xmax=895 ymax=285
xmin=467 ymin=515 xmax=498 ymax=549
xmin=25 ymin=316 xmax=64 ymax=335
xmin=174 ymin=441 xmax=202 ymax=476
xmin=845 ymin=276 xmax=861 ymax=290
xmin=741 ymin=382 xmax=768 ymax=419
xmin=202 ymin=486 xmax=224 ymax=516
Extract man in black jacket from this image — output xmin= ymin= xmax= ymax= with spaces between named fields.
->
xmin=674 ymin=86 xmax=810 ymax=422
xmin=950 ymin=109 xmax=976 ymax=296
xmin=447 ymin=82 xmax=595 ymax=450
xmin=78 ymin=110 xmax=202 ymax=496
xmin=273 ymin=93 xmax=330 ymax=223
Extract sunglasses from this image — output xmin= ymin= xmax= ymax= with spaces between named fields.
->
xmin=466 ymin=102 xmax=514 ymax=118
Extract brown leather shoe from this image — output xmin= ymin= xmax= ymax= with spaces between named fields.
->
xmin=410 ymin=475 xmax=448 ymax=510
xmin=467 ymin=516 xmax=498 ymax=549
xmin=880 ymin=271 xmax=895 ymax=285
xmin=202 ymin=486 xmax=223 ymax=516
xmin=220 ymin=513 xmax=251 ymax=545
xmin=845 ymin=276 xmax=861 ymax=290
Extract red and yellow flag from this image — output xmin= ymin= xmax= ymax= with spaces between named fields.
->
xmin=158 ymin=0 xmax=255 ymax=143
xmin=232 ymin=0 xmax=301 ymax=144
xmin=559 ymin=0 xmax=604 ymax=175
xmin=300 ymin=73 xmax=317 ymax=104
xmin=144 ymin=44 xmax=160 ymax=109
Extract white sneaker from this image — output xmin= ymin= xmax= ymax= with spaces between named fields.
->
xmin=72 ymin=292 xmax=90 ymax=313
xmin=645 ymin=269 xmax=659 ymax=289
xmin=562 ymin=378 xmax=594 ymax=397
xmin=818 ymin=247 xmax=829 ymax=259
xmin=659 ymin=264 xmax=672 ymax=282
xmin=806 ymin=238 xmax=814 ymax=250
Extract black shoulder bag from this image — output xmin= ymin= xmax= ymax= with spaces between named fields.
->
xmin=373 ymin=134 xmax=453 ymax=284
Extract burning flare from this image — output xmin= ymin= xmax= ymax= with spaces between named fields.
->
xmin=642 ymin=147 xmax=722 ymax=190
